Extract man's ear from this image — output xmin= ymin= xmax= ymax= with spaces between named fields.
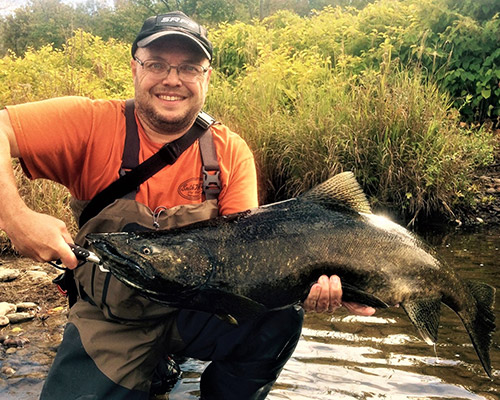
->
xmin=130 ymin=58 xmax=137 ymax=78
xmin=203 ymin=67 xmax=213 ymax=92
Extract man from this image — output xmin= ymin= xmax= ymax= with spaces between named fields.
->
xmin=0 ymin=12 xmax=374 ymax=399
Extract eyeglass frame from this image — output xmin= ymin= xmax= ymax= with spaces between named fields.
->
xmin=134 ymin=56 xmax=210 ymax=83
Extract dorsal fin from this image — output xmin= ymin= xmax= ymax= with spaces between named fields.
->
xmin=300 ymin=171 xmax=372 ymax=214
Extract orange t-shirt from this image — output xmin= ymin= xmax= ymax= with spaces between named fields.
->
xmin=7 ymin=96 xmax=258 ymax=216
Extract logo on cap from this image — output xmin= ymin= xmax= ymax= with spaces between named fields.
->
xmin=160 ymin=16 xmax=197 ymax=29
xmin=132 ymin=12 xmax=213 ymax=60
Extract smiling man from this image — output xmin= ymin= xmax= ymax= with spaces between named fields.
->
xmin=0 ymin=11 xmax=373 ymax=399
xmin=132 ymin=41 xmax=211 ymax=139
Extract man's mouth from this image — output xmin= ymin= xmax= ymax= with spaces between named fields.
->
xmin=157 ymin=94 xmax=185 ymax=101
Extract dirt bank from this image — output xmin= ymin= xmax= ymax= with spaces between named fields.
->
xmin=1 ymin=259 xmax=65 ymax=306
xmin=466 ymin=164 xmax=500 ymax=225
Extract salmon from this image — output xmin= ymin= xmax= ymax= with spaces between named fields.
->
xmin=87 ymin=172 xmax=496 ymax=377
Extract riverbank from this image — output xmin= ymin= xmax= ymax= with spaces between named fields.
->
xmin=0 ymin=258 xmax=66 ymax=328
xmin=464 ymin=163 xmax=500 ymax=226
xmin=0 ymin=258 xmax=66 ymax=383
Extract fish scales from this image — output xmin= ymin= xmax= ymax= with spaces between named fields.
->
xmin=87 ymin=172 xmax=496 ymax=377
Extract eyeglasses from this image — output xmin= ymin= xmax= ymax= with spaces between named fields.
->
xmin=134 ymin=57 xmax=209 ymax=83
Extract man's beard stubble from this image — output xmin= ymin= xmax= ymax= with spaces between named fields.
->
xmin=136 ymin=102 xmax=198 ymax=136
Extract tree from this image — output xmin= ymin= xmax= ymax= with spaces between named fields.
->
xmin=1 ymin=0 xmax=82 ymax=55
xmin=444 ymin=0 xmax=500 ymax=22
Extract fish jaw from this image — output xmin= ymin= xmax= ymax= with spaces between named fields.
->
xmin=87 ymin=234 xmax=156 ymax=281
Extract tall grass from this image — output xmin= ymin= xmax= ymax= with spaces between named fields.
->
xmin=13 ymin=162 xmax=76 ymax=232
xmin=207 ymin=49 xmax=494 ymax=223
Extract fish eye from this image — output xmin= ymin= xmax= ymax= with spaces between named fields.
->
xmin=141 ymin=246 xmax=153 ymax=255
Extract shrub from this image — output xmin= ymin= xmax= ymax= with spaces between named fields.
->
xmin=0 ymin=30 xmax=133 ymax=107
xmin=207 ymin=48 xmax=494 ymax=223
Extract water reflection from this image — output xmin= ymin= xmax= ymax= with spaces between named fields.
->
xmin=278 ymin=328 xmax=485 ymax=400
xmin=1 ymin=227 xmax=499 ymax=399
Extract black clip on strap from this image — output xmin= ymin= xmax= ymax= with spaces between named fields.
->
xmin=198 ymin=113 xmax=220 ymax=200
xmin=158 ymin=142 xmax=178 ymax=162
xmin=202 ymin=166 xmax=221 ymax=200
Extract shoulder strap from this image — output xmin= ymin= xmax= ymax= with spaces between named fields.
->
xmin=78 ymin=101 xmax=214 ymax=228
xmin=199 ymin=129 xmax=221 ymax=200
xmin=121 ymin=103 xmax=221 ymax=200
xmin=120 ymin=99 xmax=140 ymax=200
xmin=122 ymin=99 xmax=140 ymax=172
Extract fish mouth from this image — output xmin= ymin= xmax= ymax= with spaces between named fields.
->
xmin=88 ymin=238 xmax=156 ymax=280
xmin=89 ymin=239 xmax=129 ymax=264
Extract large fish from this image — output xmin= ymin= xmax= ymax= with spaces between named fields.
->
xmin=86 ymin=172 xmax=496 ymax=377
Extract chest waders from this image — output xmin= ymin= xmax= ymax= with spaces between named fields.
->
xmin=71 ymin=100 xmax=220 ymax=321
xmin=46 ymin=101 xmax=221 ymax=393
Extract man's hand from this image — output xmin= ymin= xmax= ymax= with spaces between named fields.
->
xmin=3 ymin=208 xmax=78 ymax=269
xmin=303 ymin=275 xmax=375 ymax=316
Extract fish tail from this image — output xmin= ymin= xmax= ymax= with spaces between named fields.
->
xmin=459 ymin=281 xmax=496 ymax=378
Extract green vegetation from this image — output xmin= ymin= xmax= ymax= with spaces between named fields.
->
xmin=207 ymin=52 xmax=493 ymax=222
xmin=2 ymin=0 xmax=498 ymax=120
xmin=205 ymin=5 xmax=497 ymax=221
xmin=0 ymin=0 xmax=497 ymax=248
xmin=0 ymin=31 xmax=132 ymax=104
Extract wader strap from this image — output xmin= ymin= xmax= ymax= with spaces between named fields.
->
xmin=199 ymin=130 xmax=221 ymax=200
xmin=121 ymin=99 xmax=140 ymax=200
xmin=122 ymin=99 xmax=140 ymax=172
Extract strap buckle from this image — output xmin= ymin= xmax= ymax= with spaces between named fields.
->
xmin=158 ymin=143 xmax=178 ymax=162
xmin=202 ymin=166 xmax=221 ymax=199
xmin=196 ymin=111 xmax=216 ymax=130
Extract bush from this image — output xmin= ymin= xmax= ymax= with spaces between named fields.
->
xmin=211 ymin=3 xmax=500 ymax=123
xmin=0 ymin=30 xmax=133 ymax=106
xmin=207 ymin=47 xmax=494 ymax=223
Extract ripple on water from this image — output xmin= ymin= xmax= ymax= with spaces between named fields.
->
xmin=269 ymin=354 xmax=488 ymax=400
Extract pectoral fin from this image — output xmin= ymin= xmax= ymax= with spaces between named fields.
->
xmin=402 ymin=298 xmax=441 ymax=345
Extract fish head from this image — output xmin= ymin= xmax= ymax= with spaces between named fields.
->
xmin=86 ymin=231 xmax=214 ymax=296
xmin=86 ymin=232 xmax=159 ymax=279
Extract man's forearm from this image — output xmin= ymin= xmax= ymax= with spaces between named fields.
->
xmin=0 ymin=111 xmax=28 ymax=231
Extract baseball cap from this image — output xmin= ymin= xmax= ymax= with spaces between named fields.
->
xmin=132 ymin=12 xmax=213 ymax=61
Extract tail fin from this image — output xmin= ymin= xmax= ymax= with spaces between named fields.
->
xmin=459 ymin=281 xmax=496 ymax=378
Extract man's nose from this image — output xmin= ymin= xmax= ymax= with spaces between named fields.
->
xmin=161 ymin=67 xmax=182 ymax=85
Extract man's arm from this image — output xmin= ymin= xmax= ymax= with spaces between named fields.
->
xmin=0 ymin=109 xmax=78 ymax=268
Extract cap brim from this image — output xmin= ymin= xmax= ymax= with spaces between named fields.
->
xmin=137 ymin=31 xmax=211 ymax=60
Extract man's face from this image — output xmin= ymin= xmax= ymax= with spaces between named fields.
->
xmin=131 ymin=37 xmax=212 ymax=138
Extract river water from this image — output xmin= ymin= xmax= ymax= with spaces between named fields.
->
xmin=1 ymin=226 xmax=499 ymax=399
